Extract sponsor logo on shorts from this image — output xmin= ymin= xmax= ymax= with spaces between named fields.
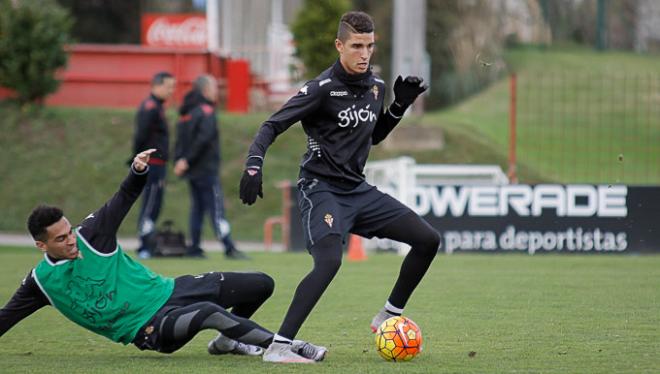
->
xmin=324 ymin=213 xmax=334 ymax=227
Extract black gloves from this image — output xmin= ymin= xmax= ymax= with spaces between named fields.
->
xmin=239 ymin=157 xmax=263 ymax=205
xmin=392 ymin=75 xmax=428 ymax=112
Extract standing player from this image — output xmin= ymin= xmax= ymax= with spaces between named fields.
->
xmin=0 ymin=149 xmax=324 ymax=360
xmin=174 ymin=75 xmax=248 ymax=260
xmin=132 ymin=72 xmax=176 ymax=259
xmin=239 ymin=11 xmax=440 ymax=363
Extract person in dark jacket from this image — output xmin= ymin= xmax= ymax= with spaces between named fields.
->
xmin=133 ymin=72 xmax=176 ymax=259
xmin=239 ymin=11 xmax=438 ymax=363
xmin=174 ymin=75 xmax=248 ymax=260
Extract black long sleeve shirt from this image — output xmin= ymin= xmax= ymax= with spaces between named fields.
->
xmin=133 ymin=94 xmax=169 ymax=163
xmin=0 ymin=167 xmax=148 ymax=337
xmin=174 ymin=99 xmax=220 ymax=179
xmin=247 ymin=60 xmax=403 ymax=189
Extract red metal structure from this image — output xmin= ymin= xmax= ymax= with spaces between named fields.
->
xmin=50 ymin=44 xmax=222 ymax=108
xmin=0 ymin=44 xmax=251 ymax=111
xmin=226 ymin=59 xmax=251 ymax=113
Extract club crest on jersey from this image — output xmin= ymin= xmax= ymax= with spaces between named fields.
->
xmin=372 ymin=85 xmax=379 ymax=100
xmin=324 ymin=214 xmax=334 ymax=228
xmin=338 ymin=104 xmax=377 ymax=128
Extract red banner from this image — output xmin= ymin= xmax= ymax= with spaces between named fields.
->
xmin=141 ymin=13 xmax=207 ymax=49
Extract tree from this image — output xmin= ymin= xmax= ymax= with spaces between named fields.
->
xmin=291 ymin=0 xmax=351 ymax=79
xmin=0 ymin=0 xmax=73 ymax=105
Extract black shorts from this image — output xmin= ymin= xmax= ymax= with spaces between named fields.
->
xmin=132 ymin=271 xmax=265 ymax=352
xmin=297 ymin=178 xmax=412 ymax=248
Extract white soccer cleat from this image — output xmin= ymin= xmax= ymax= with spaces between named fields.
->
xmin=207 ymin=334 xmax=264 ymax=356
xmin=262 ymin=341 xmax=315 ymax=363
xmin=370 ymin=309 xmax=398 ymax=333
xmin=292 ymin=340 xmax=327 ymax=362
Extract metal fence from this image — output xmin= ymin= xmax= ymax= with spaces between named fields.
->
xmin=511 ymin=72 xmax=660 ymax=185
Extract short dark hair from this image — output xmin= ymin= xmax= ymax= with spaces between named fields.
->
xmin=337 ymin=11 xmax=374 ymax=41
xmin=27 ymin=205 xmax=63 ymax=241
xmin=152 ymin=71 xmax=173 ymax=86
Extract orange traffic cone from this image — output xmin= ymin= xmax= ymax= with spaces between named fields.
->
xmin=347 ymin=234 xmax=367 ymax=262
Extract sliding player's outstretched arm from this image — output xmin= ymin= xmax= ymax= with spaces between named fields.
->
xmin=77 ymin=149 xmax=156 ymax=254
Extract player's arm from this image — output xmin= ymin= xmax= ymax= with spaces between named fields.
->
xmin=372 ymin=76 xmax=427 ymax=145
xmin=239 ymin=81 xmax=322 ymax=205
xmin=78 ymin=150 xmax=154 ymax=254
xmin=132 ymin=104 xmax=158 ymax=155
xmin=246 ymin=81 xmax=322 ymax=160
xmin=0 ymin=270 xmax=49 ymax=338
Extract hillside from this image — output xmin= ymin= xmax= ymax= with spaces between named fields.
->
xmin=425 ymin=45 xmax=660 ymax=184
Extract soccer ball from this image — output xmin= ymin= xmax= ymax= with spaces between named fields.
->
xmin=374 ymin=316 xmax=423 ymax=362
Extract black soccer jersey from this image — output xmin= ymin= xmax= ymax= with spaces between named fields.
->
xmin=247 ymin=60 xmax=403 ymax=189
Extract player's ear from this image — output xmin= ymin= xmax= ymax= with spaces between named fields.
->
xmin=35 ymin=240 xmax=48 ymax=253
xmin=335 ymin=38 xmax=343 ymax=54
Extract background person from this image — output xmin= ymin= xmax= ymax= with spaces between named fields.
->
xmin=132 ymin=72 xmax=176 ymax=259
xmin=174 ymin=75 xmax=248 ymax=260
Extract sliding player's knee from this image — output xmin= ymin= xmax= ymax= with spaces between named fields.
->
xmin=253 ymin=271 xmax=275 ymax=299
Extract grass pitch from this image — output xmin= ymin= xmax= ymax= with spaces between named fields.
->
xmin=1 ymin=247 xmax=658 ymax=373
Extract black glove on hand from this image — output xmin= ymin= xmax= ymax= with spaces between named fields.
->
xmin=239 ymin=158 xmax=264 ymax=205
xmin=392 ymin=75 xmax=428 ymax=109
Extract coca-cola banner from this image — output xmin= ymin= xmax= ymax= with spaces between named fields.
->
xmin=141 ymin=13 xmax=207 ymax=49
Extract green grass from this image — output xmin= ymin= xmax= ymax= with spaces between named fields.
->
xmin=0 ymin=246 xmax=658 ymax=373
xmin=425 ymin=45 xmax=660 ymax=184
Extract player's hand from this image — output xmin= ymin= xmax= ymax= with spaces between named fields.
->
xmin=174 ymin=159 xmax=189 ymax=177
xmin=239 ymin=166 xmax=263 ymax=205
xmin=392 ymin=75 xmax=428 ymax=108
xmin=133 ymin=149 xmax=157 ymax=172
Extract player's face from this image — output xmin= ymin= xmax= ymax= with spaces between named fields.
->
xmin=36 ymin=217 xmax=80 ymax=260
xmin=336 ymin=32 xmax=375 ymax=75
xmin=202 ymin=77 xmax=219 ymax=103
xmin=153 ymin=77 xmax=176 ymax=100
